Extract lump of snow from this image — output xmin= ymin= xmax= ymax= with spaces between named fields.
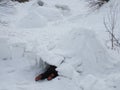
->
xmin=56 ymin=63 xmax=76 ymax=79
xmin=16 ymin=11 xmax=47 ymax=28
xmin=37 ymin=48 xmax=64 ymax=66
xmin=35 ymin=7 xmax=63 ymax=21
xmin=55 ymin=4 xmax=71 ymax=16
xmin=51 ymin=28 xmax=115 ymax=77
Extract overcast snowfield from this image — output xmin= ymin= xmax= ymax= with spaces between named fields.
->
xmin=0 ymin=0 xmax=120 ymax=90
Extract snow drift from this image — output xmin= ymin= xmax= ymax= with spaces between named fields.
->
xmin=1 ymin=0 xmax=120 ymax=90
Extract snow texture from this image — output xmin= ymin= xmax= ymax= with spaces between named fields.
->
xmin=0 ymin=0 xmax=120 ymax=90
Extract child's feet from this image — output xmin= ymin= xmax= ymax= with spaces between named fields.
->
xmin=35 ymin=74 xmax=43 ymax=81
xmin=35 ymin=65 xmax=58 ymax=81
xmin=47 ymin=73 xmax=55 ymax=81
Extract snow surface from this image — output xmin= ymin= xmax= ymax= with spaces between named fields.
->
xmin=0 ymin=0 xmax=120 ymax=90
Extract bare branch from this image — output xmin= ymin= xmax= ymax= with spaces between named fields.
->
xmin=103 ymin=3 xmax=120 ymax=49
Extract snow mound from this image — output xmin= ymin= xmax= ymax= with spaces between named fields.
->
xmin=50 ymin=28 xmax=114 ymax=77
xmin=35 ymin=7 xmax=63 ymax=21
xmin=1 ymin=0 xmax=120 ymax=90
xmin=16 ymin=11 xmax=47 ymax=28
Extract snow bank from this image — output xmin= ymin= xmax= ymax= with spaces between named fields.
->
xmin=14 ymin=1 xmax=63 ymax=28
xmin=1 ymin=0 xmax=120 ymax=90
xmin=0 ymin=27 xmax=117 ymax=90
xmin=16 ymin=11 xmax=47 ymax=28
xmin=52 ymin=28 xmax=114 ymax=77
xmin=35 ymin=7 xmax=63 ymax=21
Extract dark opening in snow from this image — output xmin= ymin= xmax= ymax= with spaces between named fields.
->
xmin=35 ymin=64 xmax=58 ymax=81
xmin=11 ymin=0 xmax=29 ymax=3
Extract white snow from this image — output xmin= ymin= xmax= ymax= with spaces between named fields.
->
xmin=0 ymin=0 xmax=120 ymax=90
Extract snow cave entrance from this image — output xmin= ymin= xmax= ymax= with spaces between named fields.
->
xmin=35 ymin=58 xmax=58 ymax=81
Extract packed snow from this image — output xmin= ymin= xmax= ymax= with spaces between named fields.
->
xmin=0 ymin=0 xmax=120 ymax=90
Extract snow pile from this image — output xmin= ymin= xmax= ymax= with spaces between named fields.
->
xmin=0 ymin=0 xmax=16 ymax=27
xmin=53 ymin=28 xmax=115 ymax=77
xmin=0 ymin=0 xmax=120 ymax=90
xmin=17 ymin=11 xmax=47 ymax=28
xmin=35 ymin=7 xmax=63 ymax=21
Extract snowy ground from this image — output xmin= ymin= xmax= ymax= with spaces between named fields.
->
xmin=0 ymin=0 xmax=120 ymax=90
